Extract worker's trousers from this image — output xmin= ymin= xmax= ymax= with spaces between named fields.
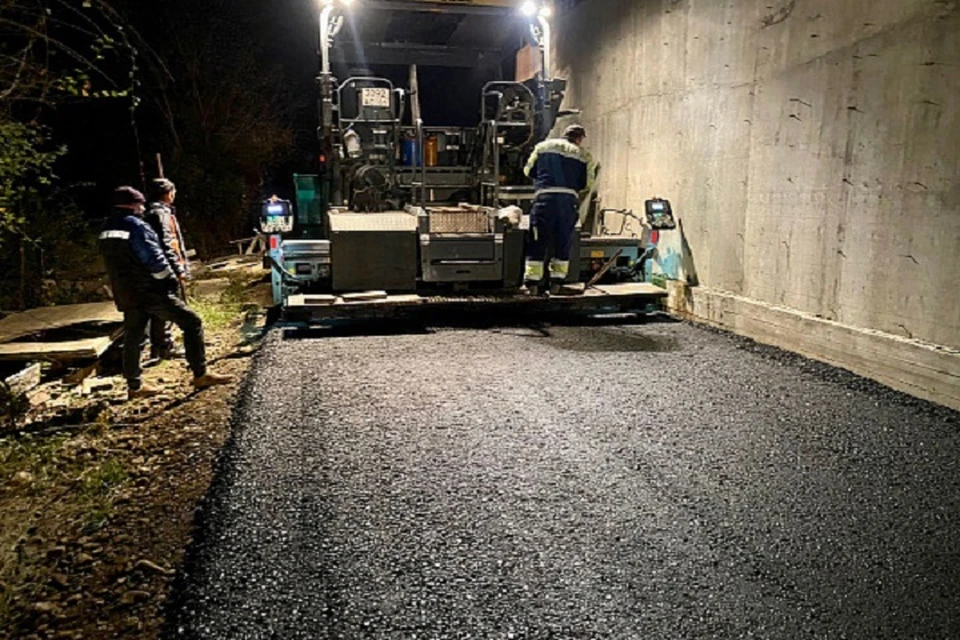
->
xmin=147 ymin=287 xmax=184 ymax=356
xmin=123 ymin=293 xmax=206 ymax=389
xmin=148 ymin=317 xmax=173 ymax=354
xmin=525 ymin=193 xmax=578 ymax=283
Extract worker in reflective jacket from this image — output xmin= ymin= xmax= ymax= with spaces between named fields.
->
xmin=99 ymin=186 xmax=231 ymax=400
xmin=522 ymin=124 xmax=596 ymax=295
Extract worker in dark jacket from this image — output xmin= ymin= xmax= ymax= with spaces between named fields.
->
xmin=144 ymin=178 xmax=189 ymax=360
xmin=522 ymin=124 xmax=596 ymax=295
xmin=99 ymin=186 xmax=231 ymax=400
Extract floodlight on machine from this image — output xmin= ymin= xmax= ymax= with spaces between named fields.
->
xmin=520 ymin=1 xmax=537 ymax=17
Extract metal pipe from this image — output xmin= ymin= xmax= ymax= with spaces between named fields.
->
xmin=494 ymin=125 xmax=502 ymax=206
xmin=528 ymin=18 xmax=553 ymax=140
xmin=362 ymin=0 xmax=512 ymax=15
xmin=409 ymin=64 xmax=421 ymax=125
xmin=417 ymin=118 xmax=427 ymax=205
xmin=319 ymin=3 xmax=335 ymax=75
xmin=537 ymin=14 xmax=551 ymax=81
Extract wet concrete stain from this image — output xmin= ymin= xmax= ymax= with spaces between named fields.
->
xmin=534 ymin=325 xmax=682 ymax=353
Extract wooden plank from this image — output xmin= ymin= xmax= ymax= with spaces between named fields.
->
xmin=0 ymin=336 xmax=115 ymax=362
xmin=3 ymin=362 xmax=41 ymax=395
xmin=341 ymin=291 xmax=389 ymax=302
xmin=0 ymin=302 xmax=121 ymax=345
xmin=302 ymin=295 xmax=338 ymax=306
xmin=592 ymin=283 xmax=668 ymax=297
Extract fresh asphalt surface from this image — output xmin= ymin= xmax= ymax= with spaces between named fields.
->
xmin=165 ymin=316 xmax=960 ymax=639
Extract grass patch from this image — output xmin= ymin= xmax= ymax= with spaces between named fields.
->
xmin=0 ymin=434 xmax=71 ymax=487
xmin=219 ymin=274 xmax=250 ymax=305
xmin=191 ymin=298 xmax=242 ymax=331
xmin=78 ymin=458 xmax=129 ymax=534
xmin=0 ymin=384 xmax=31 ymax=432
xmin=79 ymin=458 xmax=128 ymax=499
xmin=187 ymin=268 xmax=261 ymax=330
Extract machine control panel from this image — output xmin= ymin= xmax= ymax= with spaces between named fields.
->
xmin=260 ymin=199 xmax=295 ymax=234
xmin=644 ymin=198 xmax=676 ymax=230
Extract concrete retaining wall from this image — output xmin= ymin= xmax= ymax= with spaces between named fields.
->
xmin=554 ymin=0 xmax=960 ymax=406
xmin=668 ymin=283 xmax=960 ymax=411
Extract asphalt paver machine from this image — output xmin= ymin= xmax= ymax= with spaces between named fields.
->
xmin=261 ymin=0 xmax=674 ymax=322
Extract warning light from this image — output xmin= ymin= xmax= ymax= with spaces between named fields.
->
xmin=651 ymin=230 xmax=660 ymax=244
xmin=319 ymin=154 xmax=327 ymax=164
xmin=270 ymin=236 xmax=279 ymax=250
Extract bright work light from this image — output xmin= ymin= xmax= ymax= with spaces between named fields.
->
xmin=520 ymin=1 xmax=537 ymax=17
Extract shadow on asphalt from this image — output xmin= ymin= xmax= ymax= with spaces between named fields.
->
xmin=277 ymin=311 xmax=682 ymax=348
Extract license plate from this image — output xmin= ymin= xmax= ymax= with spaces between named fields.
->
xmin=361 ymin=88 xmax=390 ymax=108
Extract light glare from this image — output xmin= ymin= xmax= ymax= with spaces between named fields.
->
xmin=520 ymin=1 xmax=537 ymax=17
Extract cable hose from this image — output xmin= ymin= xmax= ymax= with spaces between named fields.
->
xmin=266 ymin=254 xmax=317 ymax=284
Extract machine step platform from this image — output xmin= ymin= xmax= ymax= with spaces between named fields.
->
xmin=283 ymin=282 xmax=667 ymax=323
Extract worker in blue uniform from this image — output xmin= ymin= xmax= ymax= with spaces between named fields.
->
xmin=522 ymin=124 xmax=596 ymax=295
xmin=99 ymin=186 xmax=232 ymax=400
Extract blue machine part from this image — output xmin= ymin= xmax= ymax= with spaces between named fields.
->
xmin=258 ymin=199 xmax=296 ymax=305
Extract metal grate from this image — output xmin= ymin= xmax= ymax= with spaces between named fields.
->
xmin=428 ymin=210 xmax=491 ymax=234
xmin=328 ymin=212 xmax=418 ymax=232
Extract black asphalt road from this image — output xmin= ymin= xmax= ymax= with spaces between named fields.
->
xmin=165 ymin=318 xmax=960 ymax=639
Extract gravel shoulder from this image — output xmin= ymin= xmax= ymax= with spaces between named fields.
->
xmin=0 ymin=269 xmax=266 ymax=640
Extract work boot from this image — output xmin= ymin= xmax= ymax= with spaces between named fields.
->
xmin=192 ymin=372 xmax=234 ymax=389
xmin=128 ymin=384 xmax=162 ymax=401
xmin=520 ymin=283 xmax=545 ymax=297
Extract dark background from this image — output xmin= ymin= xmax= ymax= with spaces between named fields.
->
xmin=56 ymin=0 xmax=530 ymax=209
xmin=1 ymin=0 xmax=544 ymax=308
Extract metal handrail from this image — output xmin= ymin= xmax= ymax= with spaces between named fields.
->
xmin=416 ymin=118 xmax=427 ymax=206
xmin=491 ymin=119 xmax=500 ymax=208
xmin=337 ymin=77 xmax=399 ymax=125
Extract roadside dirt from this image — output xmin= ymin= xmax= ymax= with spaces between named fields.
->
xmin=0 ymin=261 xmax=269 ymax=640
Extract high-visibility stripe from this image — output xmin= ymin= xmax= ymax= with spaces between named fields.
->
xmin=533 ymin=138 xmax=591 ymax=163
xmin=99 ymin=230 xmax=131 ymax=240
xmin=535 ymin=187 xmax=579 ymax=198
xmin=549 ymin=259 xmax=570 ymax=279
xmin=151 ymin=268 xmax=173 ymax=280
xmin=524 ymin=260 xmax=544 ymax=282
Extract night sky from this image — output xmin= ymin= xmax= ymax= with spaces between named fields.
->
xmin=50 ymin=0 xmax=524 ymax=210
